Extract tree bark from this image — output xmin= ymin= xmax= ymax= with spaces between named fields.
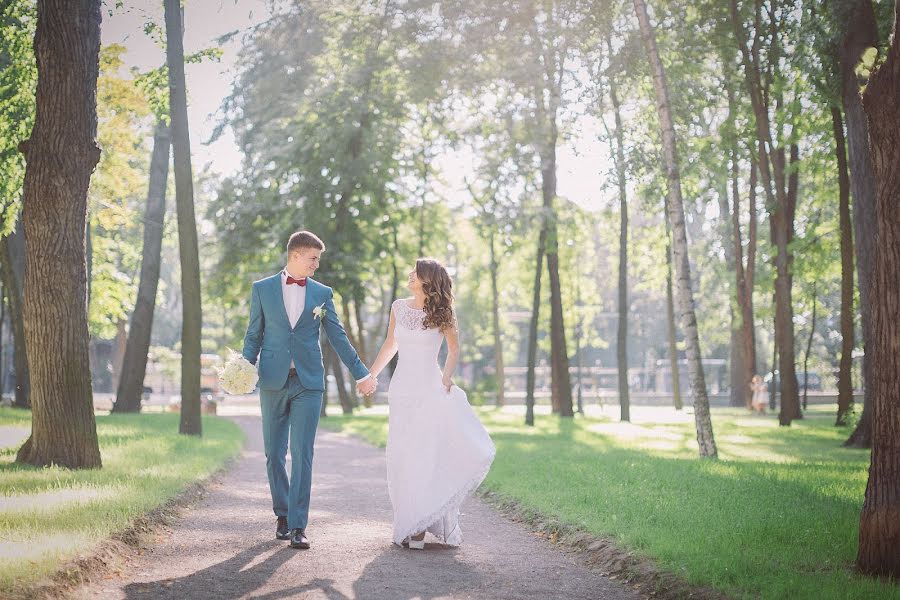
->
xmin=489 ymin=226 xmax=505 ymax=407
xmin=803 ymin=285 xmax=817 ymax=411
xmin=634 ymin=0 xmax=717 ymax=457
xmin=838 ymin=0 xmax=879 ymax=448
xmin=541 ymin=139 xmax=574 ymax=417
xmin=165 ymin=0 xmax=202 ymax=436
xmin=525 ymin=225 xmax=546 ymax=427
xmin=832 ymin=106 xmax=856 ymax=426
xmin=324 ymin=341 xmax=354 ymax=415
xmin=15 ymin=0 xmax=102 ymax=469
xmin=609 ymin=70 xmax=630 ymax=422
xmin=735 ymin=159 xmax=759 ymax=408
xmin=857 ymin=2 xmax=900 ymax=575
xmin=664 ymin=231 xmax=682 ymax=410
xmin=0 ymin=217 xmax=29 ymax=408
xmin=726 ymin=102 xmax=757 ymax=408
xmin=113 ymin=122 xmax=170 ymax=413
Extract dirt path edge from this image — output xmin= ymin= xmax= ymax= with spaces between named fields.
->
xmin=8 ymin=456 xmax=241 ymax=600
xmin=477 ymin=489 xmax=731 ymax=600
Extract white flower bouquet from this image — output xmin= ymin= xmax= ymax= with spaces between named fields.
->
xmin=217 ymin=349 xmax=259 ymax=395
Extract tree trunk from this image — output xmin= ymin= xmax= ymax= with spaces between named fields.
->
xmin=386 ymin=222 xmax=400 ymax=378
xmin=634 ymin=0 xmax=717 ymax=457
xmin=664 ymin=232 xmax=682 ymax=410
xmin=165 ymin=0 xmax=202 ymax=436
xmin=733 ymin=158 xmax=758 ymax=409
xmin=353 ymin=296 xmax=368 ymax=366
xmin=774 ymin=144 xmax=802 ymax=425
xmin=729 ymin=0 xmax=801 ymax=424
xmin=15 ymin=0 xmax=102 ymax=469
xmin=0 ymin=217 xmax=30 ymax=409
xmin=541 ymin=138 xmax=574 ymax=417
xmin=110 ymin=319 xmax=127 ymax=394
xmin=725 ymin=93 xmax=757 ymax=408
xmin=838 ymin=0 xmax=879 ymax=449
xmin=325 ymin=341 xmax=354 ymax=415
xmin=525 ymin=226 xmax=546 ymax=427
xmin=832 ymin=106 xmax=856 ymax=426
xmin=609 ymin=71 xmax=630 ymax=422
xmin=113 ymin=122 xmax=170 ymax=413
xmin=803 ymin=286 xmax=817 ymax=411
xmin=489 ymin=227 xmax=505 ymax=407
xmin=857 ymin=3 xmax=900 ymax=574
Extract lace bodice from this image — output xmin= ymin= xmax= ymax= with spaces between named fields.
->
xmin=392 ymin=298 xmax=428 ymax=331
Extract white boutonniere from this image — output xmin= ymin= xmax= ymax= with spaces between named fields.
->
xmin=313 ymin=302 xmax=327 ymax=320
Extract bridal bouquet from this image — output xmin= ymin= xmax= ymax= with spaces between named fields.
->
xmin=217 ymin=350 xmax=259 ymax=395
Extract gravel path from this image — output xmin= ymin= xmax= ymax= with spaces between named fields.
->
xmin=78 ymin=415 xmax=641 ymax=600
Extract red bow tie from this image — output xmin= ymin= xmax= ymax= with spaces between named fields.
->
xmin=286 ymin=276 xmax=307 ymax=287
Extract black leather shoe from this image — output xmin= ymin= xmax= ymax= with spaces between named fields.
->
xmin=290 ymin=528 xmax=310 ymax=549
xmin=276 ymin=517 xmax=290 ymax=540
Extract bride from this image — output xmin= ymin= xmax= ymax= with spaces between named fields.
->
xmin=367 ymin=258 xmax=496 ymax=549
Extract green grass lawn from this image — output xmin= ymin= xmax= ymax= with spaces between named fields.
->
xmin=319 ymin=404 xmax=897 ymax=600
xmin=0 ymin=407 xmax=244 ymax=595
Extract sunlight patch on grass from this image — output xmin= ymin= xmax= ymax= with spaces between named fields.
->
xmin=0 ymin=411 xmax=243 ymax=595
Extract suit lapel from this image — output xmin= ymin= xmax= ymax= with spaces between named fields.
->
xmin=268 ymin=274 xmax=292 ymax=328
xmin=301 ymin=279 xmax=321 ymax=329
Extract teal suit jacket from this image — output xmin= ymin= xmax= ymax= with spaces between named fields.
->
xmin=241 ymin=274 xmax=369 ymax=391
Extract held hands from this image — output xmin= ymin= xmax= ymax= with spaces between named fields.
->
xmin=357 ymin=376 xmax=378 ymax=397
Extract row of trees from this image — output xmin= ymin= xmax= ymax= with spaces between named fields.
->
xmin=0 ymin=0 xmax=205 ymax=466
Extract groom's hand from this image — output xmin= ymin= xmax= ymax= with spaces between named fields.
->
xmin=357 ymin=377 xmax=377 ymax=397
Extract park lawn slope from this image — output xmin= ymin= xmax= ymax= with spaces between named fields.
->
xmin=320 ymin=405 xmax=896 ymax=600
xmin=0 ymin=409 xmax=243 ymax=596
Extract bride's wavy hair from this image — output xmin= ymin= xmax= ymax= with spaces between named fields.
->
xmin=416 ymin=258 xmax=455 ymax=331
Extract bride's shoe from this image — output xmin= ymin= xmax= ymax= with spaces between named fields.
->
xmin=408 ymin=533 xmax=425 ymax=550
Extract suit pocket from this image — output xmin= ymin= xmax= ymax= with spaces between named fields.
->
xmin=261 ymin=349 xmax=274 ymax=358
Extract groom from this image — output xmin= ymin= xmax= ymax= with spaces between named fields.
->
xmin=242 ymin=230 xmax=376 ymax=549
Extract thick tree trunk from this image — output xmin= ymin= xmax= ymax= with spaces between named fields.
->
xmin=165 ymin=0 xmax=202 ymax=436
xmin=832 ymin=106 xmax=856 ymax=426
xmin=541 ymin=139 xmax=574 ymax=417
xmin=15 ymin=0 xmax=102 ymax=469
xmin=489 ymin=227 xmax=505 ymax=407
xmin=634 ymin=0 xmax=717 ymax=457
xmin=609 ymin=74 xmax=630 ymax=422
xmin=838 ymin=0 xmax=879 ymax=448
xmin=0 ymin=218 xmax=29 ymax=408
xmin=113 ymin=122 xmax=170 ymax=413
xmin=525 ymin=226 xmax=546 ymax=427
xmin=774 ymin=143 xmax=801 ymax=425
xmin=857 ymin=4 xmax=900 ymax=575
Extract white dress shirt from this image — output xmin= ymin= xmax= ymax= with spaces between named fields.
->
xmin=281 ymin=269 xmax=370 ymax=383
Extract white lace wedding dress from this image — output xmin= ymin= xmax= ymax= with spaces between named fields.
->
xmin=386 ymin=298 xmax=496 ymax=546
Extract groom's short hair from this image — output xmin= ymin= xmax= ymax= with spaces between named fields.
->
xmin=287 ymin=230 xmax=325 ymax=254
